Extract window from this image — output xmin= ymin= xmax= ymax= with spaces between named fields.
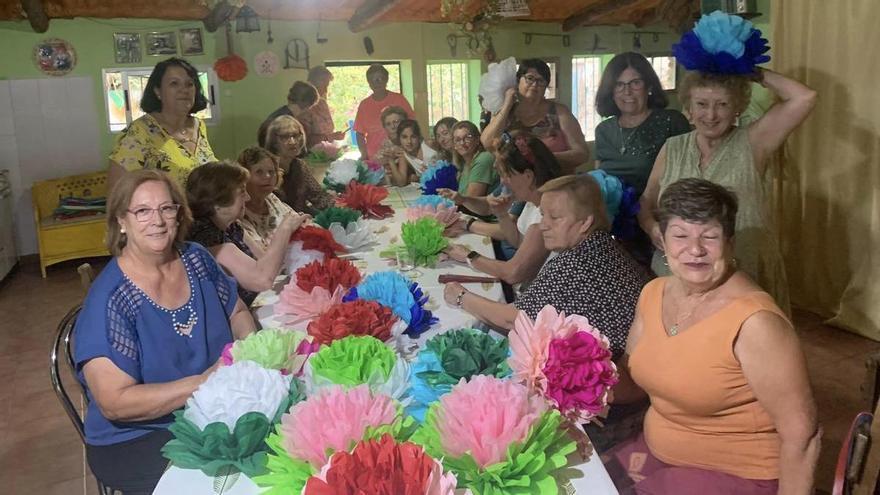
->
xmin=426 ymin=62 xmax=470 ymax=124
xmin=648 ymin=56 xmax=677 ymax=90
xmin=325 ymin=61 xmax=402 ymax=145
xmin=102 ymin=67 xmax=218 ymax=132
xmin=571 ymin=56 xmax=603 ymax=141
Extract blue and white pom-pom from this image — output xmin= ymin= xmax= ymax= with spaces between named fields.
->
xmin=419 ymin=161 xmax=459 ymax=196
xmin=672 ymin=10 xmax=770 ymax=75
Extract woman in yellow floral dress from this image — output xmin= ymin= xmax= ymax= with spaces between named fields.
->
xmin=108 ymin=58 xmax=216 ymax=191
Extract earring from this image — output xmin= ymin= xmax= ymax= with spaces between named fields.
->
xmin=120 ymin=228 xmax=126 ymax=234
xmin=648 ymin=90 xmax=653 ymax=95
xmin=661 ymin=252 xmax=668 ymax=267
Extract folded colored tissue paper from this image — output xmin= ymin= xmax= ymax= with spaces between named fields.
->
xmin=411 ymin=375 xmax=576 ymax=494
xmin=406 ymin=196 xmax=463 ymax=237
xmin=401 ymin=217 xmax=449 ymax=267
xmin=419 ymin=161 xmax=459 ymax=196
xmin=220 ymin=328 xmax=312 ymax=375
xmin=336 ymin=182 xmax=394 ymax=219
xmin=161 ymin=361 xmax=304 ymax=477
xmin=344 ymin=271 xmax=437 ymax=338
xmin=276 ymin=258 xmax=362 ymax=325
xmin=290 ymin=226 xmax=346 ymax=258
xmin=327 ymin=218 xmax=374 ymax=251
xmin=302 ymin=335 xmax=411 ymax=402
xmin=408 ymin=328 xmax=511 ymax=422
xmin=313 ymin=206 xmax=362 ymax=230
xmin=303 ymin=433 xmax=462 ymax=495
xmin=307 ymin=299 xmax=401 ymax=346
xmin=508 ymin=305 xmax=618 ymax=423
xmin=672 ymin=10 xmax=770 ymax=75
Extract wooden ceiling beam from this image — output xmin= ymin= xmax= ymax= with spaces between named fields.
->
xmin=348 ymin=0 xmax=399 ymax=32
xmin=562 ymin=0 xmax=641 ymax=31
xmin=20 ymin=0 xmax=49 ymax=33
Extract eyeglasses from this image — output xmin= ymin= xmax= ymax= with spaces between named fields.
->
xmin=453 ymin=134 xmax=476 ymax=145
xmin=278 ymin=132 xmax=302 ymax=141
xmin=522 ymin=74 xmax=548 ymax=87
xmin=127 ymin=204 xmax=180 ymax=222
xmin=614 ymin=78 xmax=646 ymax=92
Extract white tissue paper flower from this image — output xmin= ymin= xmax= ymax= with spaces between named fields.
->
xmin=286 ymin=240 xmax=326 ymax=274
xmin=326 ymin=159 xmax=361 ymax=187
xmin=328 ymin=219 xmax=374 ymax=251
xmin=184 ymin=360 xmax=292 ymax=430
xmin=479 ymin=57 xmax=518 ymax=115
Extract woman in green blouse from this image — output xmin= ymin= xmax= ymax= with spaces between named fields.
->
xmin=439 ymin=121 xmax=498 ymax=203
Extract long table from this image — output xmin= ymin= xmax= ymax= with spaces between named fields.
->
xmin=153 ymin=185 xmax=619 ymax=495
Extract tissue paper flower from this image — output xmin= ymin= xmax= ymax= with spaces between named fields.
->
xmin=328 ymin=218 xmax=374 ymax=251
xmin=303 ymin=433 xmax=460 ymax=495
xmin=336 ymin=182 xmax=394 ymax=219
xmin=323 ymin=159 xmax=361 ymax=193
xmin=411 ymin=195 xmax=455 ymax=209
xmin=508 ymin=305 xmax=618 ymax=423
xmin=290 ymin=226 xmax=346 ymax=258
xmin=275 ymin=258 xmax=361 ymax=327
xmin=401 ymin=217 xmax=449 ymax=267
xmin=307 ymin=299 xmax=399 ymax=345
xmin=344 ymin=271 xmax=437 ymax=338
xmin=285 ymin=241 xmax=327 ymax=275
xmin=308 ymin=141 xmax=342 ymax=162
xmin=303 ymin=335 xmax=411 ymax=402
xmin=411 ymin=376 xmax=576 ymax=494
xmin=672 ymin=10 xmax=770 ymax=74
xmin=419 ymin=161 xmax=459 ymax=196
xmin=221 ymin=328 xmax=311 ymax=374
xmin=406 ymin=200 xmax=462 ymax=237
xmin=296 ymin=258 xmax=362 ymax=294
xmin=161 ymin=361 xmax=304 ymax=477
xmin=408 ymin=329 xmax=511 ymax=422
xmin=313 ymin=206 xmax=362 ymax=230
xmin=478 ymin=56 xmax=518 ymax=115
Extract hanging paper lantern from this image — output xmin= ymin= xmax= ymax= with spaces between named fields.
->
xmin=214 ymin=53 xmax=248 ymax=82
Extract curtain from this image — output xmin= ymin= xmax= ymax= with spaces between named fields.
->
xmin=772 ymin=0 xmax=880 ymax=339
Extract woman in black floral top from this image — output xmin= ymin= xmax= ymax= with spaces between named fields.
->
xmin=186 ymin=161 xmax=307 ymax=306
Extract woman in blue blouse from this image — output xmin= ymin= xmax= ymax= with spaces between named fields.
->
xmin=74 ymin=170 xmax=256 ymax=494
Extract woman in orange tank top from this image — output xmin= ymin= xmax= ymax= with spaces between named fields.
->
xmin=607 ymin=178 xmax=820 ymax=494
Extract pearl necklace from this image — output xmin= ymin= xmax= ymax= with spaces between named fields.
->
xmin=124 ymin=256 xmax=198 ymax=338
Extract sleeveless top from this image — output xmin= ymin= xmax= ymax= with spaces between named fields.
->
xmin=629 ymin=277 xmax=787 ymax=480
xmin=650 ymin=128 xmax=790 ymax=313
xmin=508 ymin=102 xmax=570 ymax=153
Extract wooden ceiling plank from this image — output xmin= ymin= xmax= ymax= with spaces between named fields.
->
xmin=20 ymin=0 xmax=49 ymax=32
xmin=348 ymin=0 xmax=399 ymax=32
xmin=562 ymin=0 xmax=641 ymax=31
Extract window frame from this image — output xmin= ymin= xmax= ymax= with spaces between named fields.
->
xmin=570 ymin=54 xmax=605 ymax=142
xmin=645 ymin=54 xmax=678 ymax=91
xmin=425 ymin=60 xmax=478 ymax=126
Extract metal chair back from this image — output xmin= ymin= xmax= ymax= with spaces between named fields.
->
xmin=50 ymin=304 xmax=85 ymax=442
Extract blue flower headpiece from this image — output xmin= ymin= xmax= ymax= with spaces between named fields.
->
xmin=411 ymin=194 xmax=455 ymax=209
xmin=672 ymin=10 xmax=770 ymax=75
xmin=343 ymin=271 xmax=437 ymax=338
xmin=419 ymin=161 xmax=459 ymax=196
xmin=587 ymin=170 xmax=640 ymax=241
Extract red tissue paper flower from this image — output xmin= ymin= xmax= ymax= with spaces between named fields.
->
xmin=337 ymin=182 xmax=394 ymax=219
xmin=290 ymin=226 xmax=346 ymax=257
xmin=542 ymin=331 xmax=618 ymax=421
xmin=307 ymin=300 xmax=397 ymax=346
xmin=295 ymin=258 xmax=362 ymax=294
xmin=304 ymin=434 xmax=442 ymax=495
xmin=214 ymin=54 xmax=247 ymax=82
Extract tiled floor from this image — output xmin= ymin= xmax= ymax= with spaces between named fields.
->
xmin=0 ymin=257 xmax=877 ymax=494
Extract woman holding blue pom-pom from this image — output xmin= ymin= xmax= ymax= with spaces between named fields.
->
xmin=638 ymin=11 xmax=817 ymax=312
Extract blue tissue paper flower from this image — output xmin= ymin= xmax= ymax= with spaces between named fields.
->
xmin=343 ymin=271 xmax=437 ymax=338
xmin=613 ymin=184 xmax=641 ymax=241
xmin=419 ymin=161 xmax=459 ymax=195
xmin=412 ymin=194 xmax=455 ymax=209
xmin=672 ymin=10 xmax=770 ymax=75
xmin=406 ymin=351 xmax=447 ymax=422
xmin=588 ymin=170 xmax=623 ymax=221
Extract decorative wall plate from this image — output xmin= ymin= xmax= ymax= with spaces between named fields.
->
xmin=254 ymin=51 xmax=280 ymax=77
xmin=34 ymin=38 xmax=76 ymax=76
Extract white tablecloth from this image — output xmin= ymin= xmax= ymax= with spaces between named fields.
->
xmin=154 ymin=185 xmax=618 ymax=495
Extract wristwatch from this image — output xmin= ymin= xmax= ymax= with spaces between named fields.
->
xmin=465 ymin=217 xmax=478 ymax=232
xmin=467 ymin=251 xmax=481 ymax=261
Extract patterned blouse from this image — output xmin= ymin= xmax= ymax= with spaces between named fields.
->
xmin=188 ymin=218 xmax=259 ymax=307
xmin=240 ymin=193 xmax=295 ymax=252
xmin=109 ymin=114 xmax=216 ymax=187
xmin=514 ymin=230 xmax=651 ymax=358
xmin=278 ymin=157 xmax=335 ymax=215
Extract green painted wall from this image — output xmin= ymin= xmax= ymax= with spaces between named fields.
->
xmin=0 ymin=17 xmax=682 ymax=163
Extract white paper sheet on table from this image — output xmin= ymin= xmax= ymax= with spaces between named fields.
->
xmin=154 ymin=185 xmax=619 ymax=495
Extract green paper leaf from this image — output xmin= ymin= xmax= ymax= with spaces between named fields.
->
xmin=252 ymin=428 xmax=315 ymax=495
xmin=401 ymin=217 xmax=448 ymax=267
xmin=420 ymin=329 xmax=510 ymax=387
xmin=363 ymin=405 xmax=418 ymax=443
xmin=309 ymin=335 xmax=396 ymax=386
xmin=313 ymin=206 xmax=362 ymax=229
xmin=230 ymin=329 xmax=308 ymax=372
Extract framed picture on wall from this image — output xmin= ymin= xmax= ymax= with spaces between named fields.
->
xmin=179 ymin=28 xmax=204 ymax=56
xmin=146 ymin=32 xmax=177 ymax=56
xmin=113 ymin=33 xmax=141 ymax=64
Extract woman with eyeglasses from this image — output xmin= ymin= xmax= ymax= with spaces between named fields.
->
xmin=438 ymin=121 xmax=499 ymax=208
xmin=481 ymin=58 xmax=590 ymax=174
xmin=236 ymin=146 xmax=297 ymax=252
xmin=73 ymin=170 xmax=255 ymax=494
xmin=186 ymin=161 xmax=308 ymax=306
xmin=261 ymin=115 xmax=334 ymax=214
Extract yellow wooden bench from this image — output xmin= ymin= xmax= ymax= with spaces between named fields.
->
xmin=32 ymin=171 xmax=110 ymax=277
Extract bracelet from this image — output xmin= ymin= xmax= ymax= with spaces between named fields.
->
xmin=455 ymin=289 xmax=467 ymax=307
xmin=466 ymin=217 xmax=477 ymax=232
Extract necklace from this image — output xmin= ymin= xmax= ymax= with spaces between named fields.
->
xmin=153 ymin=114 xmax=196 ymax=144
xmin=618 ymin=119 xmax=638 ymax=154
xmin=123 ymin=254 xmax=198 ymax=338
xmin=667 ymin=291 xmax=710 ymax=336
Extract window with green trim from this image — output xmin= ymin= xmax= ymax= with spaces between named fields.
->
xmin=426 ymin=62 xmax=470 ymax=124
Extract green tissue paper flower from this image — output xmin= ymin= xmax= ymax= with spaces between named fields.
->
xmin=401 ymin=217 xmax=449 ymax=267
xmin=161 ymin=379 xmax=306 ymax=478
xmin=251 ymin=428 xmax=315 ymax=495
xmin=309 ymin=335 xmax=396 ymax=386
xmin=422 ymin=329 xmax=511 ymax=387
xmin=313 ymin=206 xmax=362 ymax=229
xmin=230 ymin=328 xmax=308 ymax=372
xmin=411 ymin=408 xmax=577 ymax=495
